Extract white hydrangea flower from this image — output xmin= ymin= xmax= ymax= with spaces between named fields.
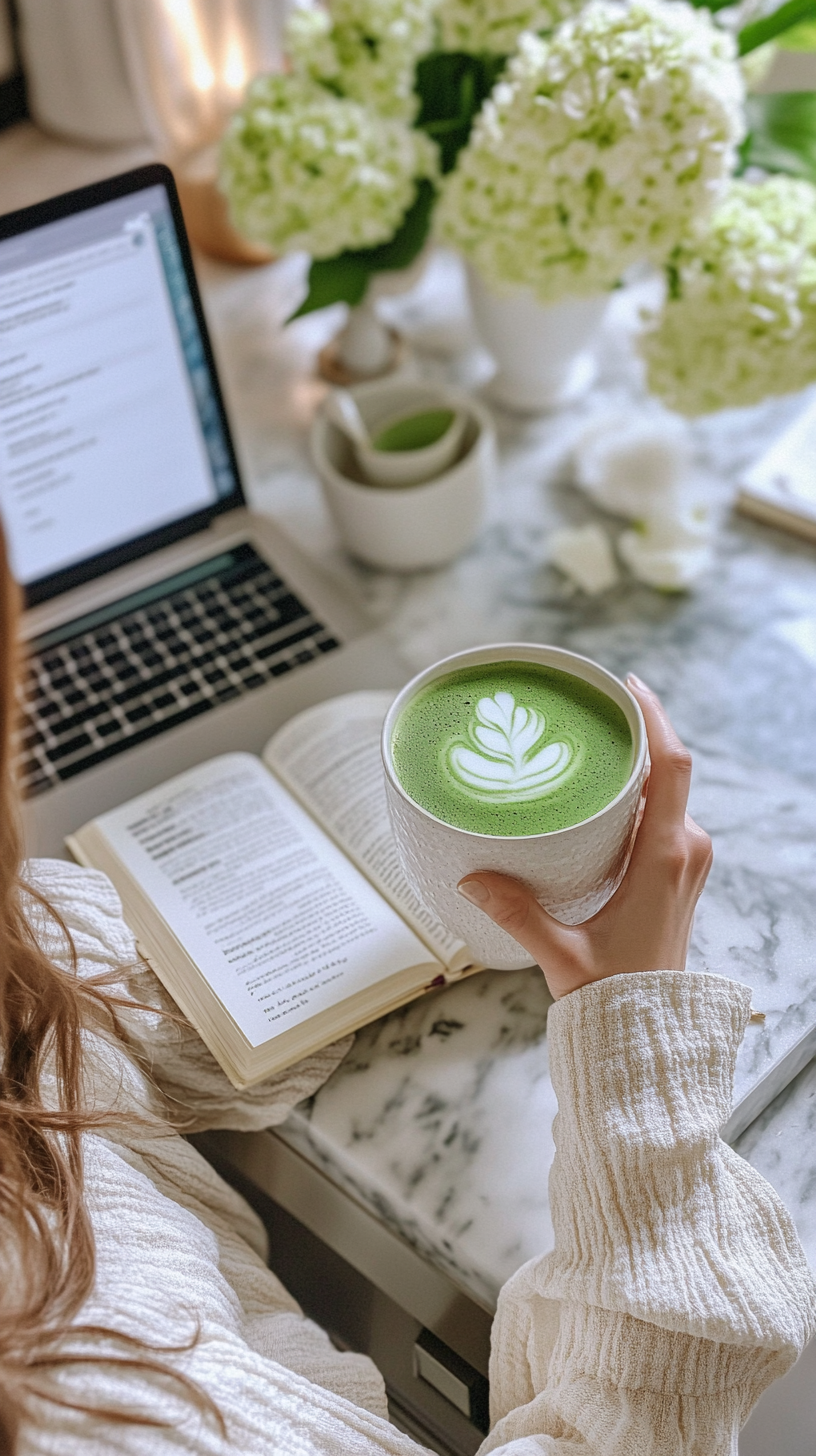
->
xmin=436 ymin=0 xmax=577 ymax=55
xmin=640 ymin=176 xmax=816 ymax=415
xmin=549 ymin=523 xmax=619 ymax=593
xmin=574 ymin=408 xmax=692 ymax=516
xmin=286 ymin=0 xmax=438 ymax=121
xmin=219 ymin=75 xmax=438 ymax=259
xmin=619 ymin=509 xmax=714 ymax=589
xmin=571 ymin=405 xmax=714 ymax=589
xmin=436 ymin=0 xmax=744 ymax=304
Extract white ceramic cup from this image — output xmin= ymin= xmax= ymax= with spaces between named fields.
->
xmin=311 ymin=379 xmax=495 ymax=572
xmin=382 ymin=643 xmax=648 ymax=971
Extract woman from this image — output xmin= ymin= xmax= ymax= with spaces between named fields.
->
xmin=1 ymin=523 xmax=814 ymax=1456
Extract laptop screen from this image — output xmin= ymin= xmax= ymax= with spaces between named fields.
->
xmin=0 ymin=169 xmax=243 ymax=605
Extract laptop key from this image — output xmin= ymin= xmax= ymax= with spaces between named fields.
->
xmin=47 ymin=702 xmax=114 ymax=736
xmin=19 ymin=544 xmax=341 ymax=797
xmin=49 ymin=732 xmax=93 ymax=762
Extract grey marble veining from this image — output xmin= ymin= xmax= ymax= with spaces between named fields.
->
xmin=197 ymin=248 xmax=816 ymax=1294
xmin=689 ymin=751 xmax=816 ymax=1127
xmin=279 ymin=967 xmax=557 ymax=1308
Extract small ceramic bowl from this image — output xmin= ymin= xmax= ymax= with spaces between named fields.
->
xmin=311 ymin=379 xmax=496 ymax=572
xmin=354 ymin=405 xmax=468 ymax=488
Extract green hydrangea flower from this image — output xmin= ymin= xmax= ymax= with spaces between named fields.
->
xmin=436 ymin=0 xmax=745 ymax=303
xmin=286 ymin=0 xmax=438 ymax=121
xmin=641 ymin=176 xmax=816 ymax=415
xmin=219 ymin=74 xmax=438 ymax=259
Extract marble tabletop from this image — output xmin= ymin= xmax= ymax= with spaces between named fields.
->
xmin=194 ymin=245 xmax=816 ymax=1295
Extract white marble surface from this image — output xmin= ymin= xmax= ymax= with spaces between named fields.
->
xmin=192 ymin=245 xmax=816 ymax=1297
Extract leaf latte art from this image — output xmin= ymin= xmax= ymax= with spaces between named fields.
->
xmin=391 ymin=662 xmax=633 ymax=835
xmin=447 ymin=692 xmax=577 ymax=803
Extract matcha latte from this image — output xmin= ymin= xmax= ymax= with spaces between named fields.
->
xmin=391 ymin=662 xmax=633 ymax=836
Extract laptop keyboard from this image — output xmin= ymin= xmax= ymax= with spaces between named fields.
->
xmin=19 ymin=543 xmax=340 ymax=797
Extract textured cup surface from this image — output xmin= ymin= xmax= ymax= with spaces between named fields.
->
xmin=382 ymin=644 xmax=648 ymax=970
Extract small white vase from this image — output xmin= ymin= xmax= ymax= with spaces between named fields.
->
xmin=334 ymin=297 xmax=396 ymax=377
xmin=331 ymin=249 xmax=431 ymax=379
xmin=467 ymin=266 xmax=610 ymax=413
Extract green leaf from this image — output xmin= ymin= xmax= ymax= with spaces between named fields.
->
xmin=288 ymin=180 xmax=437 ymax=320
xmin=414 ymin=51 xmax=507 ymax=173
xmin=353 ymin=178 xmax=436 ymax=271
xmin=738 ymin=0 xmax=816 ymax=56
xmin=739 ymin=91 xmax=816 ymax=182
xmin=778 ymin=17 xmax=816 ymax=48
xmin=288 ymin=255 xmax=371 ymax=318
xmin=684 ymin=0 xmax=734 ymax=13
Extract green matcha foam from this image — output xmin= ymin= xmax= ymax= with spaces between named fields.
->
xmin=391 ymin=662 xmax=633 ymax=836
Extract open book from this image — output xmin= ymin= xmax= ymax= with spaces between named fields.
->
xmin=68 ymin=691 xmax=481 ymax=1089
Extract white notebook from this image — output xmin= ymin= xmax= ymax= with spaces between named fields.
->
xmin=737 ymin=395 xmax=816 ymax=543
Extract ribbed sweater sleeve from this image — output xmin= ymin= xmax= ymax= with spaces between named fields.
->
xmin=483 ymin=971 xmax=816 ymax=1456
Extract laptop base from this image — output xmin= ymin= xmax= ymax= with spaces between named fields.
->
xmin=23 ymin=630 xmax=409 ymax=860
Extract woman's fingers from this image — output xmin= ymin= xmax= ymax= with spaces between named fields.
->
xmin=626 ymin=676 xmax=713 ymax=893
xmin=685 ymin=811 xmax=715 ymax=888
xmin=627 ymin=675 xmax=693 ymax=832
xmin=455 ymin=678 xmax=712 ymax=992
xmin=458 ymin=871 xmax=573 ymax=968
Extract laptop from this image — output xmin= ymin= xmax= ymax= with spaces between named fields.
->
xmin=0 ymin=163 xmax=407 ymax=860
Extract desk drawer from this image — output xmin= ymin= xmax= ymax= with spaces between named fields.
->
xmin=193 ymin=1129 xmax=493 ymax=1456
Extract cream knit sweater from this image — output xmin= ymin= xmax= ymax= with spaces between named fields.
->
xmin=20 ymin=861 xmax=816 ymax=1456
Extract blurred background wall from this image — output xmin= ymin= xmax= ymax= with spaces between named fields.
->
xmin=0 ymin=0 xmax=27 ymax=131
xmin=11 ymin=0 xmax=289 ymax=152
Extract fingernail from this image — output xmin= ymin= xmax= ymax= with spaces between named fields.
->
xmin=627 ymin=672 xmax=649 ymax=692
xmin=457 ymin=878 xmax=489 ymax=906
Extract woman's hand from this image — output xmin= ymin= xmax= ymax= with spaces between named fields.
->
xmin=457 ymin=675 xmax=713 ymax=999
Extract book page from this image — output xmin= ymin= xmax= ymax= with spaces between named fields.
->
xmin=83 ymin=754 xmax=437 ymax=1049
xmin=264 ymin=691 xmax=471 ymax=970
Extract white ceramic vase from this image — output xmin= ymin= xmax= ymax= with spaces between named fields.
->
xmin=467 ymin=266 xmax=610 ymax=413
xmin=333 ymin=298 xmax=395 ymax=377
xmin=332 ymin=249 xmax=430 ymax=378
